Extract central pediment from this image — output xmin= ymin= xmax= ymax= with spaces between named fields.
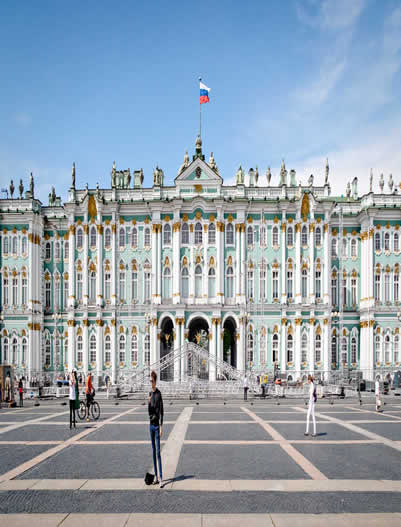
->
xmin=175 ymin=157 xmax=223 ymax=186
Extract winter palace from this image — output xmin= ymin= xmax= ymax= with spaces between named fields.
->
xmin=1 ymin=136 xmax=401 ymax=385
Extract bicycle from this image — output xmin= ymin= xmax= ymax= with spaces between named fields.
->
xmin=78 ymin=390 xmax=100 ymax=421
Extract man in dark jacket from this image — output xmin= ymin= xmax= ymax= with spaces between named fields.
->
xmin=148 ymin=370 xmax=164 ymax=486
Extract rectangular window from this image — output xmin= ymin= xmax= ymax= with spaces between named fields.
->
xmin=45 ymin=282 xmax=51 ymax=309
xmin=22 ymin=277 xmax=27 ymax=306
xmin=315 ymin=271 xmax=321 ymax=299
xmin=385 ymin=274 xmax=390 ymax=303
xmin=394 ymin=274 xmax=399 ymax=303
xmin=375 ymin=275 xmax=381 ymax=302
xmin=12 ymin=277 xmax=18 ymax=306
xmin=131 ymin=272 xmax=138 ymax=301
xmin=63 ymin=281 xmax=69 ymax=309
xmin=331 ymin=278 xmax=337 ymax=306
xmin=272 ymin=271 xmax=279 ymax=300
xmin=342 ymin=278 xmax=347 ymax=307
xmin=105 ymin=273 xmax=111 ymax=301
xmin=351 ymin=278 xmax=357 ymax=306
xmin=144 ymin=272 xmax=151 ymax=303
xmin=55 ymin=281 xmax=60 ymax=310
xmin=3 ymin=278 xmax=8 ymax=305
xmin=259 ymin=268 xmax=266 ymax=301
xmin=77 ymin=273 xmax=83 ymax=301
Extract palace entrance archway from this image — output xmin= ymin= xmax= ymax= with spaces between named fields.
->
xmin=160 ymin=317 xmax=174 ymax=381
xmin=187 ymin=317 xmax=210 ymax=380
xmin=223 ymin=317 xmax=237 ymax=370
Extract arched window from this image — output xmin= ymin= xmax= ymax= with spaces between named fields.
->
xmin=272 ymin=268 xmax=279 ymax=300
xmin=287 ymin=226 xmax=293 ymax=246
xmin=315 ymin=227 xmax=321 ymax=246
xmin=272 ymin=226 xmax=279 ymax=246
xmin=131 ymin=269 xmax=138 ymax=301
xmin=272 ymin=334 xmax=279 ymax=363
xmin=247 ymin=268 xmax=254 ymax=300
xmin=341 ymin=336 xmax=348 ymax=364
xmin=64 ymin=241 xmax=69 ymax=260
xmin=351 ymin=336 xmax=357 ymax=364
xmin=226 ymin=266 xmax=234 ymax=299
xmin=119 ymin=335 xmax=125 ymax=363
xmin=2 ymin=273 xmax=8 ymax=306
xmin=104 ymin=228 xmax=111 ymax=247
xmin=375 ymin=334 xmax=381 ymax=363
xmin=131 ymin=227 xmax=138 ymax=247
xmin=195 ymin=265 xmax=202 ymax=298
xmin=287 ymin=266 xmax=293 ymax=300
xmin=90 ymin=226 xmax=97 ymax=248
xmin=12 ymin=236 xmax=17 ymax=254
xmin=208 ymin=223 xmax=216 ymax=244
xmin=77 ymin=268 xmax=83 ymax=301
xmin=301 ymin=333 xmax=308 ymax=363
xmin=89 ymin=270 xmax=96 ymax=303
xmin=375 ymin=272 xmax=381 ymax=302
xmin=12 ymin=274 xmax=18 ymax=306
xmin=21 ymin=236 xmax=27 ymax=254
xmin=384 ymin=334 xmax=391 ymax=363
xmin=259 ymin=263 xmax=266 ymax=301
xmin=77 ymin=335 xmax=83 ymax=364
xmin=287 ymin=334 xmax=293 ymax=363
xmin=163 ymin=267 xmax=171 ymax=299
xmin=54 ymin=275 xmax=61 ymax=310
xmin=163 ymin=224 xmax=171 ymax=245
xmin=351 ymin=238 xmax=357 ymax=258
xmin=315 ymin=269 xmax=321 ymax=299
xmin=331 ymin=238 xmax=337 ymax=258
xmin=260 ymin=331 xmax=266 ymax=364
xmin=315 ymin=334 xmax=322 ymax=363
xmin=105 ymin=335 xmax=111 ymax=363
xmin=301 ymin=269 xmax=308 ymax=299
xmin=385 ymin=272 xmax=391 ymax=303
xmin=89 ymin=334 xmax=96 ymax=363
xmin=144 ymin=261 xmax=151 ymax=303
xmin=45 ymin=280 xmax=51 ymax=309
xmin=119 ymin=267 xmax=125 ymax=301
xmin=375 ymin=232 xmax=381 ymax=251
xmin=301 ymin=225 xmax=308 ymax=246
xmin=22 ymin=337 xmax=27 ymax=365
xmin=247 ymin=332 xmax=254 ymax=364
xmin=77 ymin=228 xmax=83 ymax=250
xmin=144 ymin=227 xmax=151 ymax=247
xmin=226 ymin=223 xmax=234 ymax=245
xmin=394 ymin=272 xmax=399 ymax=303
xmin=119 ymin=228 xmax=125 ymax=249
xmin=45 ymin=242 xmax=51 ymax=260
xmin=45 ymin=337 xmax=51 ymax=367
xmin=104 ymin=269 xmax=111 ymax=301
xmin=330 ymin=335 xmax=337 ymax=365
xmin=11 ymin=337 xmax=18 ymax=364
xmin=181 ymin=267 xmax=189 ymax=298
xmin=208 ymin=267 xmax=216 ymax=298
xmin=131 ymin=334 xmax=138 ymax=363
xmin=351 ymin=274 xmax=357 ymax=306
xmin=247 ymin=225 xmax=254 ymax=246
xmin=3 ymin=236 xmax=9 ymax=255
xmin=394 ymin=335 xmax=399 ymax=364
xmin=144 ymin=334 xmax=150 ymax=365
xmin=384 ymin=232 xmax=390 ymax=251
xmin=195 ymin=222 xmax=203 ymax=244
xmin=342 ymin=238 xmax=348 ymax=258
xmin=394 ymin=232 xmax=399 ymax=253
xmin=181 ymin=223 xmax=189 ymax=244
xmin=55 ymin=337 xmax=61 ymax=369
xmin=260 ymin=225 xmax=266 ymax=247
xmin=3 ymin=337 xmax=8 ymax=363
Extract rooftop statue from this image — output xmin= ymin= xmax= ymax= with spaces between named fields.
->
xmin=29 ymin=172 xmax=34 ymax=198
xmin=352 ymin=177 xmax=358 ymax=198
xmin=153 ymin=165 xmax=164 ymax=187
xmin=19 ymin=179 xmax=24 ymax=198
xmin=178 ymin=150 xmax=190 ymax=175
xmin=388 ymin=174 xmax=394 ymax=192
xmin=9 ymin=179 xmax=15 ymax=198
xmin=346 ymin=182 xmax=351 ymax=197
xmin=297 ymin=181 xmax=302 ymax=199
xmin=280 ymin=159 xmax=287 ymax=186
xmin=325 ymin=158 xmax=329 ymax=184
xmin=72 ymin=162 xmax=76 ymax=188
xmin=248 ymin=168 xmax=255 ymax=187
xmin=379 ymin=173 xmax=384 ymax=193
xmin=111 ymin=162 xmax=116 ymax=188
xmin=308 ymin=174 xmax=314 ymax=187
xmin=370 ymin=169 xmax=373 ymax=192
xmin=290 ymin=169 xmax=296 ymax=187
xmin=266 ymin=167 xmax=271 ymax=186
xmin=209 ymin=152 xmax=219 ymax=174
xmin=255 ymin=166 xmax=259 ymax=185
xmin=49 ymin=186 xmax=56 ymax=206
xmin=236 ymin=165 xmax=245 ymax=185
xmin=193 ymin=134 xmax=204 ymax=161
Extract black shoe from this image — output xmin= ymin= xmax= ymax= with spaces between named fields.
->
xmin=311 ymin=433 xmax=317 ymax=437
xmin=304 ymin=432 xmax=309 ymax=436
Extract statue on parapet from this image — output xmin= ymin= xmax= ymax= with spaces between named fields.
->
xmin=19 ymin=179 xmax=24 ymax=198
xmin=280 ymin=159 xmax=287 ymax=186
xmin=346 ymin=182 xmax=351 ymax=197
xmin=352 ymin=177 xmax=358 ymax=198
xmin=388 ymin=174 xmax=394 ymax=193
xmin=153 ymin=165 xmax=164 ymax=186
xmin=369 ymin=169 xmax=373 ymax=192
xmin=379 ymin=173 xmax=384 ymax=193
xmin=178 ymin=150 xmax=190 ymax=175
xmin=308 ymin=174 xmax=314 ymax=187
xmin=266 ymin=167 xmax=271 ymax=186
xmin=72 ymin=162 xmax=76 ymax=188
xmin=325 ymin=158 xmax=329 ymax=185
xmin=9 ymin=179 xmax=15 ymax=198
xmin=29 ymin=172 xmax=34 ymax=198
xmin=236 ymin=165 xmax=245 ymax=185
xmin=209 ymin=152 xmax=219 ymax=174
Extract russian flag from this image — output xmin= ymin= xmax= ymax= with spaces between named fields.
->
xmin=200 ymin=81 xmax=210 ymax=104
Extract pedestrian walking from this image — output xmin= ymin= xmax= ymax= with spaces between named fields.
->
xmin=243 ymin=374 xmax=249 ymax=401
xmin=305 ymin=375 xmax=317 ymax=437
xmin=148 ymin=370 xmax=164 ymax=487
xmin=375 ymin=377 xmax=382 ymax=412
xmin=18 ymin=378 xmax=24 ymax=407
xmin=69 ymin=371 xmax=78 ymax=429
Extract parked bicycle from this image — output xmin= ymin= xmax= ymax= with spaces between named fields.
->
xmin=78 ymin=390 xmax=100 ymax=420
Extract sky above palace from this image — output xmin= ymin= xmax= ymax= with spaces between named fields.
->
xmin=1 ymin=0 xmax=401 ymax=203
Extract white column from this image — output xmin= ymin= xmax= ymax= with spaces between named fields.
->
xmin=368 ymin=227 xmax=374 ymax=306
xmin=111 ymin=223 xmax=117 ymax=306
xmin=237 ymin=318 xmax=244 ymax=373
xmin=83 ymin=224 xmax=89 ymax=307
xmin=189 ymin=244 xmax=195 ymax=301
xmin=240 ymin=225 xmax=246 ymax=302
xmin=83 ymin=321 xmax=89 ymax=374
xmin=295 ymin=318 xmax=301 ymax=375
xmin=216 ymin=219 xmax=224 ymax=303
xmin=174 ymin=318 xmax=181 ymax=381
xmin=310 ymin=222 xmax=315 ymax=302
xmin=203 ymin=223 xmax=209 ymax=302
xmin=68 ymin=226 xmax=75 ymax=308
xmin=28 ymin=230 xmax=34 ymax=311
xmin=295 ymin=223 xmax=301 ymax=303
xmin=151 ymin=225 xmax=157 ymax=303
xmin=111 ymin=320 xmax=117 ymax=383
xmin=181 ymin=323 xmax=186 ymax=381
xmin=309 ymin=319 xmax=315 ymax=374
xmin=96 ymin=223 xmax=103 ymax=307
xmin=28 ymin=326 xmax=34 ymax=380
xmin=210 ymin=318 xmax=217 ymax=382
xmin=323 ymin=222 xmax=330 ymax=304
xmin=217 ymin=317 xmax=222 ymax=377
xmin=96 ymin=321 xmax=103 ymax=381
xmin=157 ymin=226 xmax=162 ymax=303
xmin=281 ymin=321 xmax=287 ymax=373
xmin=323 ymin=319 xmax=329 ymax=380
xmin=151 ymin=318 xmax=158 ymax=365
xmin=235 ymin=224 xmax=241 ymax=302
xmin=172 ymin=223 xmax=180 ymax=304
xmin=281 ymin=220 xmax=286 ymax=304
xmin=68 ymin=322 xmax=75 ymax=371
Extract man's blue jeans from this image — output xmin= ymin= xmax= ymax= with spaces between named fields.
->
xmin=150 ymin=423 xmax=162 ymax=480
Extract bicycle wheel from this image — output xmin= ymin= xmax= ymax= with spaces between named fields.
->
xmin=78 ymin=401 xmax=86 ymax=420
xmin=91 ymin=401 xmax=100 ymax=420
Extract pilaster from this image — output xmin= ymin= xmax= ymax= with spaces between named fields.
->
xmin=295 ymin=222 xmax=301 ymax=302
xmin=172 ymin=219 xmax=180 ymax=304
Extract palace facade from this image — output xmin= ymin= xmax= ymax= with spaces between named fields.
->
xmin=1 ymin=137 xmax=401 ymax=383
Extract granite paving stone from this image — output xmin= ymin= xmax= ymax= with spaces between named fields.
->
xmin=0 ymin=425 xmax=81 ymax=442
xmin=0 ymin=444 xmax=52 ymax=477
xmin=353 ymin=422 xmax=401 ymax=440
xmin=190 ymin=413 xmax=254 ymax=422
xmin=80 ymin=423 xmax=173 ymax=442
xmin=186 ymin=423 xmax=272 ymax=441
xmin=269 ymin=422 xmax=366 ymax=441
xmin=318 ymin=412 xmax=399 ymax=422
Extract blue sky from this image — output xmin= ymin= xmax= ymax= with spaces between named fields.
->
xmin=1 ymin=0 xmax=401 ymax=202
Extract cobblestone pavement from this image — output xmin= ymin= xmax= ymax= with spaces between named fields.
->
xmin=0 ymin=396 xmax=400 ymax=524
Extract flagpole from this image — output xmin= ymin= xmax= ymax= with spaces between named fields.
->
xmin=199 ymin=76 xmax=202 ymax=139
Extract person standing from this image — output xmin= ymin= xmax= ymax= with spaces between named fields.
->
xmin=243 ymin=374 xmax=249 ymax=401
xmin=69 ymin=371 xmax=77 ymax=429
xmin=148 ymin=370 xmax=164 ymax=487
xmin=85 ymin=372 xmax=93 ymax=422
xmin=18 ymin=378 xmax=23 ymax=407
xmin=375 ymin=377 xmax=381 ymax=412
xmin=305 ymin=375 xmax=317 ymax=437
xmin=5 ymin=373 xmax=11 ymax=403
